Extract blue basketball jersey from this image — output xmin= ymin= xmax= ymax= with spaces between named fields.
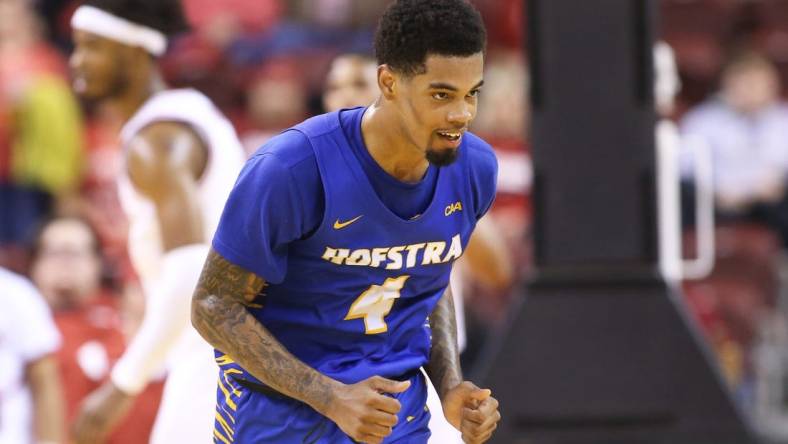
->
xmin=213 ymin=109 xmax=496 ymax=386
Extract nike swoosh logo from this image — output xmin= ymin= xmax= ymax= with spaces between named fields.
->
xmin=333 ymin=215 xmax=363 ymax=229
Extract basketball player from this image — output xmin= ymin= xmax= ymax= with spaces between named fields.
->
xmin=321 ymin=51 xmax=513 ymax=444
xmin=68 ymin=1 xmax=245 ymax=443
xmin=0 ymin=267 xmax=64 ymax=444
xmin=191 ymin=1 xmax=501 ymax=443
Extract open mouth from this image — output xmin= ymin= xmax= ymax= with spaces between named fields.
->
xmin=437 ymin=130 xmax=463 ymax=142
xmin=72 ymin=75 xmax=89 ymax=94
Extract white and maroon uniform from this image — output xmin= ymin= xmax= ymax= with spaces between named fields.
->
xmin=116 ymin=88 xmax=244 ymax=444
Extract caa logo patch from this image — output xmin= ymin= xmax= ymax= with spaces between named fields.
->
xmin=445 ymin=201 xmax=463 ymax=216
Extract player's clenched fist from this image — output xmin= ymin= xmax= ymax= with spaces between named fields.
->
xmin=323 ymin=376 xmax=411 ymax=444
xmin=442 ymin=381 xmax=501 ymax=444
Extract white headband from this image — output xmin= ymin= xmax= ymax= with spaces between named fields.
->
xmin=71 ymin=5 xmax=167 ymax=56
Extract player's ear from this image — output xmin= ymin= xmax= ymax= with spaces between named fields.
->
xmin=378 ymin=65 xmax=396 ymax=99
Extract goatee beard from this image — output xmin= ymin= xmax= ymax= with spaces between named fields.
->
xmin=426 ymin=147 xmax=459 ymax=167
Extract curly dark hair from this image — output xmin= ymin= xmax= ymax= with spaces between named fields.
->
xmin=83 ymin=0 xmax=189 ymax=37
xmin=374 ymin=0 xmax=486 ymax=76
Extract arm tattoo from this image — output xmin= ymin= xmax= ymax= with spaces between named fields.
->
xmin=426 ymin=287 xmax=463 ymax=399
xmin=191 ymin=249 xmax=339 ymax=414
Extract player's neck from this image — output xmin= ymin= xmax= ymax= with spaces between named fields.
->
xmin=115 ymin=70 xmax=167 ymax=123
xmin=361 ymin=104 xmax=430 ymax=184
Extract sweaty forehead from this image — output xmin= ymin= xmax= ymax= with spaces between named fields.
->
xmin=73 ymin=29 xmax=98 ymax=43
xmin=73 ymin=29 xmax=123 ymax=50
xmin=414 ymin=53 xmax=484 ymax=88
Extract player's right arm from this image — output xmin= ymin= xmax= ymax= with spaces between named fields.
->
xmin=191 ymin=248 xmax=408 ymax=444
xmin=191 ymin=137 xmax=408 ymax=443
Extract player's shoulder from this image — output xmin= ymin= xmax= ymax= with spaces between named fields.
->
xmin=237 ymin=129 xmax=321 ymax=195
xmin=122 ymin=88 xmax=223 ymax=139
xmin=0 ymin=268 xmax=47 ymax=311
xmin=293 ymin=110 xmax=343 ymax=138
xmin=127 ymin=89 xmax=209 ymax=152
xmin=127 ymin=89 xmax=215 ymax=132
xmin=463 ymin=131 xmax=498 ymax=174
xmin=144 ymin=88 xmax=214 ymax=112
xmin=250 ymin=111 xmax=346 ymax=167
xmin=460 ymin=132 xmax=498 ymax=217
xmin=252 ymin=128 xmax=316 ymax=170
xmin=0 ymin=267 xmax=38 ymax=297
xmin=126 ymin=121 xmax=207 ymax=192
xmin=772 ymin=102 xmax=788 ymax=118
xmin=132 ymin=120 xmax=201 ymax=143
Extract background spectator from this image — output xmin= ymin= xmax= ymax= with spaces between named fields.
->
xmin=239 ymin=58 xmax=310 ymax=154
xmin=0 ymin=0 xmax=84 ymax=272
xmin=680 ymin=51 xmax=788 ymax=246
xmin=30 ymin=216 xmax=165 ymax=444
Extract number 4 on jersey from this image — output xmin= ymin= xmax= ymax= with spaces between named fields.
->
xmin=345 ymin=275 xmax=410 ymax=334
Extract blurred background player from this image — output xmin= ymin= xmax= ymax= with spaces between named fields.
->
xmin=0 ymin=266 xmax=64 ymax=444
xmin=29 ymin=216 xmax=164 ymax=444
xmin=322 ymin=53 xmax=378 ymax=112
xmin=68 ymin=0 xmax=245 ymax=442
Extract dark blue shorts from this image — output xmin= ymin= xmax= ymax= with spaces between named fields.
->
xmin=213 ymin=368 xmax=431 ymax=443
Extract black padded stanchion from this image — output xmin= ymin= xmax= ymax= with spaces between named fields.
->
xmin=479 ymin=1 xmax=758 ymax=443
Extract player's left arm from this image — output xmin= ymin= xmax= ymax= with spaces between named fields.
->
xmin=429 ymin=140 xmax=501 ymax=443
xmin=73 ymin=122 xmax=209 ymax=444
xmin=125 ymin=121 xmax=208 ymax=251
xmin=425 ymin=285 xmax=462 ymax=400
xmin=426 ymin=287 xmax=500 ymax=444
